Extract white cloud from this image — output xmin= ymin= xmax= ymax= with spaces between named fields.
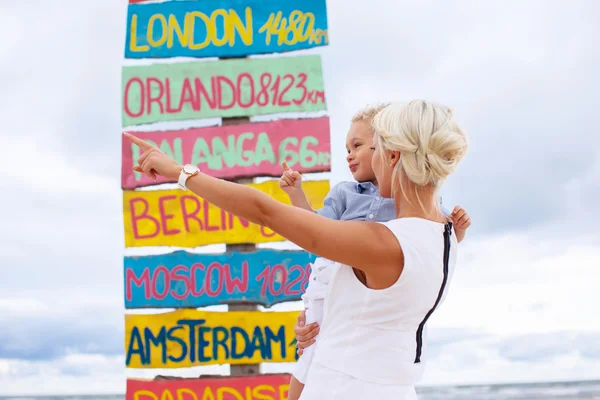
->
xmin=0 ymin=355 xmax=126 ymax=395
xmin=0 ymin=137 xmax=117 ymax=195
xmin=430 ymin=230 xmax=600 ymax=335
xmin=0 ymin=298 xmax=50 ymax=315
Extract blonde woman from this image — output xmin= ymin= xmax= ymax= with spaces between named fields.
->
xmin=125 ymin=100 xmax=469 ymax=399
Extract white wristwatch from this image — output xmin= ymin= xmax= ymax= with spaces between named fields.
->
xmin=177 ymin=164 xmax=200 ymax=190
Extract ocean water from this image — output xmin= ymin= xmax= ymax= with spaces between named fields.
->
xmin=2 ymin=380 xmax=600 ymax=400
xmin=416 ymin=380 xmax=600 ymax=399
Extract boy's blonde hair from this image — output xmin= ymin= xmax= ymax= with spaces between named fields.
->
xmin=351 ymin=103 xmax=390 ymax=124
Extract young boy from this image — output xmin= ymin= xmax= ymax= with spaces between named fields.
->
xmin=278 ymin=104 xmax=470 ymax=400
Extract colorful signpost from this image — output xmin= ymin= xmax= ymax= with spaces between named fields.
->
xmin=121 ymin=117 xmax=331 ymax=189
xmin=121 ymin=0 xmax=329 ymax=393
xmin=122 ymin=180 xmax=328 ymax=248
xmin=122 ymin=55 xmax=326 ymax=126
xmin=125 ymin=249 xmax=316 ymax=308
xmin=126 ymin=374 xmax=291 ymax=400
xmin=125 ymin=310 xmax=298 ymax=368
xmin=124 ymin=0 xmax=328 ymax=59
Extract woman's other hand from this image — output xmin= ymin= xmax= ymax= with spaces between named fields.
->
xmin=294 ymin=309 xmax=320 ymax=355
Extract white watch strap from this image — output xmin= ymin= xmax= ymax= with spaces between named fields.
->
xmin=177 ymin=169 xmax=188 ymax=190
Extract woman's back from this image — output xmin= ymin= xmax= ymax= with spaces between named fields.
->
xmin=311 ymin=218 xmax=458 ymax=386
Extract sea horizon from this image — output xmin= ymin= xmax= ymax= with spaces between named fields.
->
xmin=2 ymin=378 xmax=600 ymax=399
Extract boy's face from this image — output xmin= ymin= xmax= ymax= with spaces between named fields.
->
xmin=345 ymin=121 xmax=377 ymax=183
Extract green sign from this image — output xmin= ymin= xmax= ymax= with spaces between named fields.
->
xmin=122 ymin=55 xmax=326 ymax=127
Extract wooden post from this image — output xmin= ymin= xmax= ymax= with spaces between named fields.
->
xmin=222 ymin=116 xmax=261 ymax=377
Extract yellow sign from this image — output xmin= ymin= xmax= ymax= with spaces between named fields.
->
xmin=125 ymin=310 xmax=298 ymax=368
xmin=122 ymin=180 xmax=328 ymax=248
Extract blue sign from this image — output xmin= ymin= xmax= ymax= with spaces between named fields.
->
xmin=124 ymin=249 xmax=317 ymax=308
xmin=125 ymin=0 xmax=329 ymax=59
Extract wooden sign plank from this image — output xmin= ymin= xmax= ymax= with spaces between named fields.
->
xmin=122 ymin=117 xmax=331 ymax=189
xmin=125 ymin=310 xmax=298 ymax=368
xmin=125 ymin=249 xmax=316 ymax=308
xmin=122 ymin=180 xmax=329 ymax=248
xmin=124 ymin=0 xmax=328 ymax=59
xmin=126 ymin=374 xmax=291 ymax=400
xmin=121 ymin=55 xmax=326 ymax=127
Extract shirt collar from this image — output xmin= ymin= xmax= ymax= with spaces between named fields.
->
xmin=357 ymin=181 xmax=378 ymax=194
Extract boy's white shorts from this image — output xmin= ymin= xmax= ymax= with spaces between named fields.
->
xmin=292 ymin=299 xmax=325 ymax=384
xmin=293 ymin=299 xmax=325 ymax=383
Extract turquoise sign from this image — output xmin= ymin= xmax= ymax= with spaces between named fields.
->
xmin=125 ymin=249 xmax=317 ymax=308
xmin=125 ymin=0 xmax=329 ymax=59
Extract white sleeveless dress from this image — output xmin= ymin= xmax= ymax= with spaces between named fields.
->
xmin=299 ymin=218 xmax=458 ymax=400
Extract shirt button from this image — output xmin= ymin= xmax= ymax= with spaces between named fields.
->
xmin=313 ymin=276 xmax=317 ymax=280
xmin=368 ymin=213 xmax=374 ymax=219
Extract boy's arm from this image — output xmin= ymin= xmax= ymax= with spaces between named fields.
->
xmin=288 ymin=190 xmax=315 ymax=213
xmin=314 ymin=183 xmax=344 ymax=220
xmin=279 ymin=162 xmax=345 ymax=218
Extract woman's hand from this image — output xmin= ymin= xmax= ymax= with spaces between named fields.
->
xmin=125 ymin=133 xmax=182 ymax=180
xmin=294 ymin=310 xmax=320 ymax=355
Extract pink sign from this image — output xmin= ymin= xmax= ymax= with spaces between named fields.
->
xmin=126 ymin=374 xmax=291 ymax=400
xmin=122 ymin=117 xmax=331 ymax=189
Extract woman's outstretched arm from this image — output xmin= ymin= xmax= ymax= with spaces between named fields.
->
xmin=186 ymin=168 xmax=401 ymax=272
xmin=125 ymin=133 xmax=402 ymax=274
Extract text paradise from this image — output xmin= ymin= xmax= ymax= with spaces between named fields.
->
xmin=126 ymin=374 xmax=291 ymax=400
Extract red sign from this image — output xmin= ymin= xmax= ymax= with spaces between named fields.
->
xmin=126 ymin=374 xmax=291 ymax=400
xmin=122 ymin=117 xmax=330 ymax=189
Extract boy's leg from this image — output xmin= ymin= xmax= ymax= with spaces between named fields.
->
xmin=288 ymin=376 xmax=305 ymax=400
xmin=289 ymin=303 xmax=324 ymax=400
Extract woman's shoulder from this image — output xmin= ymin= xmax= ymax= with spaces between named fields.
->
xmin=380 ymin=218 xmax=448 ymax=239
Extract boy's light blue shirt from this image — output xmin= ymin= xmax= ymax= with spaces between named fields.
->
xmin=316 ymin=181 xmax=396 ymax=222
xmin=304 ymin=181 xmax=394 ymax=299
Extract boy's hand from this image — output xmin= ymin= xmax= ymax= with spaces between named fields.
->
xmin=450 ymin=205 xmax=471 ymax=229
xmin=279 ymin=161 xmax=303 ymax=194
xmin=450 ymin=205 xmax=471 ymax=243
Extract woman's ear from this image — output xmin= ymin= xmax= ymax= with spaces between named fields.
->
xmin=389 ymin=151 xmax=401 ymax=168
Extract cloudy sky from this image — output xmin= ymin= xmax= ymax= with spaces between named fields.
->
xmin=1 ymin=0 xmax=599 ymax=395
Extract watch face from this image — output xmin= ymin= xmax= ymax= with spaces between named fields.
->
xmin=184 ymin=164 xmax=199 ymax=174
